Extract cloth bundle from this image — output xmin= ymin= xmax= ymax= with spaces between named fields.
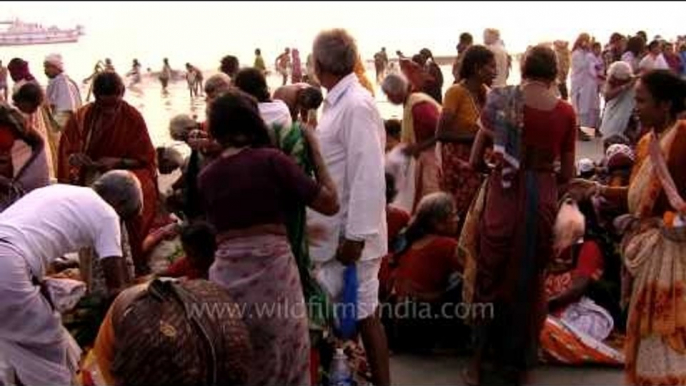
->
xmin=553 ymin=197 xmax=586 ymax=259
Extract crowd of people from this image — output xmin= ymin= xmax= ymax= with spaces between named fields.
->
xmin=0 ymin=25 xmax=684 ymax=386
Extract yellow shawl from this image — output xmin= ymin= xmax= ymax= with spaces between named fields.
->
xmin=401 ymin=92 xmax=442 ymax=145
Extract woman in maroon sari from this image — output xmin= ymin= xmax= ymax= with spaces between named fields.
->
xmin=58 ymin=72 xmax=158 ymax=275
xmin=465 ymin=45 xmax=577 ymax=385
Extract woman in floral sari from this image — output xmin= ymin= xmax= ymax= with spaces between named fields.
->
xmin=436 ymin=45 xmax=496 ymax=230
xmin=573 ymin=69 xmax=686 ymax=385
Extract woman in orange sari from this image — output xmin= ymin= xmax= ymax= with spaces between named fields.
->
xmin=436 ymin=46 xmax=496 ymax=228
xmin=573 ymin=69 xmax=686 ymax=385
xmin=58 ymin=72 xmax=158 ymax=276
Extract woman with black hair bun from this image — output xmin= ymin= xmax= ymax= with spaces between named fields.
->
xmin=199 ymin=89 xmax=339 ymax=386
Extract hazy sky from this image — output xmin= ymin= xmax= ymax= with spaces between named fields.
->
xmin=2 ymin=1 xmax=685 ymax=77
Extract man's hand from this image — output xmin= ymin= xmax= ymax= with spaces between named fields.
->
xmin=335 ymin=238 xmax=365 ymax=266
xmin=101 ymin=256 xmax=130 ymax=300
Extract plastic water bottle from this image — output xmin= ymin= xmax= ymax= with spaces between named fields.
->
xmin=329 ymin=348 xmax=352 ymax=386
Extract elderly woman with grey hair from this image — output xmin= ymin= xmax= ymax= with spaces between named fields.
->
xmin=382 ymin=73 xmax=442 ymax=214
xmin=0 ymin=170 xmax=140 ymax=386
xmin=307 ymin=28 xmax=391 ymax=386
xmin=379 ymin=192 xmax=462 ymax=350
xmin=599 ymin=61 xmax=638 ymax=146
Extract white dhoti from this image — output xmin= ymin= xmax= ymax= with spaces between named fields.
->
xmin=0 ymin=242 xmax=80 ymax=386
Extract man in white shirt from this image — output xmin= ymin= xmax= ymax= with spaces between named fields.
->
xmin=0 ymin=170 xmax=142 ymax=386
xmin=44 ymin=53 xmax=82 ymax=129
xmin=44 ymin=53 xmax=82 ymax=178
xmin=639 ymin=40 xmax=670 ymax=73
xmin=484 ymin=28 xmax=511 ymax=88
xmin=308 ymin=28 xmax=390 ymax=386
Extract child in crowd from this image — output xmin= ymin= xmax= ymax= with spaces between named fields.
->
xmin=160 ymin=221 xmax=217 ymax=280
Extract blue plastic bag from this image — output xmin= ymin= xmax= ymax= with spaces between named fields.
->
xmin=336 ymin=264 xmax=358 ymax=340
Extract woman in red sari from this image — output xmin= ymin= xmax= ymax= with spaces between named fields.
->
xmin=465 ymin=45 xmax=577 ymax=385
xmin=58 ymin=71 xmax=158 ymax=276
xmin=379 ymin=192 xmax=462 ymax=352
xmin=436 ymin=46 xmax=496 ymax=230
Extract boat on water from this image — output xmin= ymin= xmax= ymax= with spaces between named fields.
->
xmin=0 ymin=19 xmax=84 ymax=47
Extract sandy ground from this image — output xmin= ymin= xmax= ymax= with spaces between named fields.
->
xmin=390 ymin=353 xmax=623 ymax=386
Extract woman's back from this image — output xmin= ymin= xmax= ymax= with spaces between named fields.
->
xmin=199 ymin=147 xmax=319 ymax=231
xmin=522 ymin=101 xmax=577 ymax=158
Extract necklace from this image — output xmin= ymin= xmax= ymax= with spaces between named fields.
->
xmin=461 ymin=80 xmax=483 ymax=112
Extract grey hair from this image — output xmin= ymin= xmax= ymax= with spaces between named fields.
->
xmin=169 ymin=114 xmax=197 ymax=141
xmin=401 ymin=192 xmax=457 ymax=250
xmin=312 ymin=28 xmax=358 ymax=76
xmin=414 ymin=192 xmax=456 ymax=224
xmin=204 ymin=73 xmax=232 ymax=94
xmin=381 ymin=73 xmax=408 ymax=97
xmin=92 ymin=170 xmax=143 ymax=219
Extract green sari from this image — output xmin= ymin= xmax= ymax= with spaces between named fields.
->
xmin=271 ymin=122 xmax=332 ymax=330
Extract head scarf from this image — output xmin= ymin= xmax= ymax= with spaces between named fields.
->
xmin=577 ymin=158 xmax=596 ymax=176
xmin=607 ymin=60 xmax=633 ymax=80
xmin=605 ymin=144 xmax=635 ymax=170
xmin=44 ymin=53 xmax=64 ymax=71
xmin=7 ymin=58 xmax=35 ymax=82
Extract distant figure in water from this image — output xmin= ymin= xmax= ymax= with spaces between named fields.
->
xmin=0 ymin=60 xmax=7 ymax=102
xmin=276 ymin=47 xmax=291 ymax=86
xmin=127 ymin=59 xmax=142 ymax=89
xmin=253 ymin=48 xmax=266 ymax=74
xmin=374 ymin=47 xmax=389 ymax=84
xmin=104 ymin=58 xmax=115 ymax=72
xmin=159 ymin=58 xmax=172 ymax=94
xmin=291 ymin=48 xmax=302 ymax=84
xmin=185 ymin=63 xmax=203 ymax=99
xmin=83 ymin=59 xmax=107 ymax=102
xmin=305 ymin=53 xmax=317 ymax=86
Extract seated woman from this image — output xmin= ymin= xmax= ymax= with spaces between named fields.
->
xmin=0 ymin=102 xmax=49 ymax=211
xmin=380 ymin=192 xmax=463 ymax=351
xmin=84 ymin=279 xmax=252 ymax=386
xmin=540 ymin=198 xmax=624 ymax=366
